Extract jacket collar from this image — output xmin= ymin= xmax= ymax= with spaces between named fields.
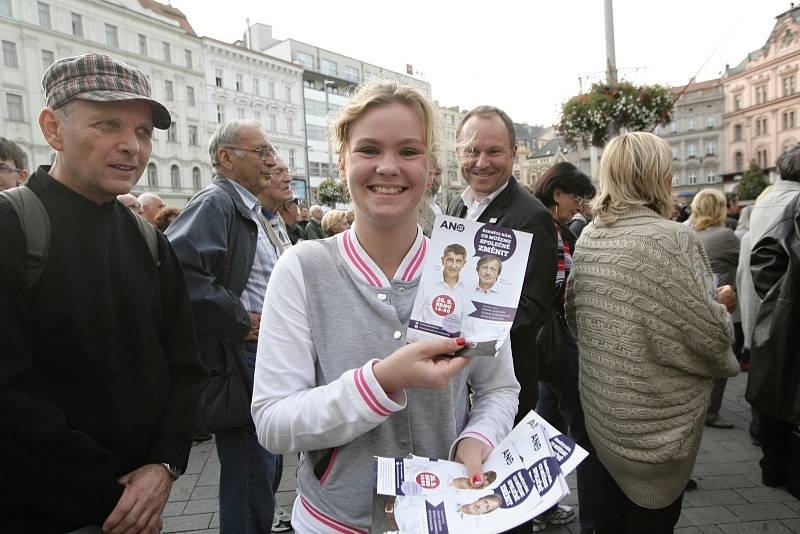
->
xmin=213 ymin=174 xmax=257 ymax=221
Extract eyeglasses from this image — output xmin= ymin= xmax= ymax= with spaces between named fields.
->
xmin=223 ymin=146 xmax=276 ymax=161
xmin=569 ymin=193 xmax=586 ymax=206
xmin=0 ymin=163 xmax=22 ymax=174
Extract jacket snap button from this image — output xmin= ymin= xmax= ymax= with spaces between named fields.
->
xmin=393 ymin=331 xmax=402 ymax=340
xmin=377 ymin=293 xmax=387 ymax=301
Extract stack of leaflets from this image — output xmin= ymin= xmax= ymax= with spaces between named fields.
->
xmin=371 ymin=411 xmax=587 ymax=534
xmin=407 ymin=215 xmax=533 ymax=357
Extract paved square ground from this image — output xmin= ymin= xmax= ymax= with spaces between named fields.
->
xmin=163 ymin=373 xmax=799 ymax=533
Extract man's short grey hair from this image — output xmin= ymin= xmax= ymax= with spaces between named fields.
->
xmin=309 ymin=204 xmax=323 ymax=218
xmin=777 ymin=143 xmax=800 ymax=182
xmin=208 ymin=121 xmax=261 ymax=169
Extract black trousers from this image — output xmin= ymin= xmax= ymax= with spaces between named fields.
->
xmin=759 ymin=411 xmax=795 ymax=485
xmin=595 ymin=462 xmax=683 ymax=534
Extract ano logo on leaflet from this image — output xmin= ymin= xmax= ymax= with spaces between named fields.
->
xmin=432 ymin=294 xmax=455 ymax=316
xmin=415 ymin=471 xmax=440 ymax=489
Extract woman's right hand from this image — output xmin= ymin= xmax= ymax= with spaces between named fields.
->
xmin=372 ymin=338 xmax=470 ymax=395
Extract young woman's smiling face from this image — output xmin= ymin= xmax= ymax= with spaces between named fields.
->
xmin=340 ymin=102 xmax=428 ymax=229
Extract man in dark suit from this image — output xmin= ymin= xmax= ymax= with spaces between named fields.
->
xmin=447 ymin=105 xmax=557 ymax=421
xmin=448 ymin=105 xmax=559 ymax=532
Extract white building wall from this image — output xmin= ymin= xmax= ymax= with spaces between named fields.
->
xmin=0 ymin=0 xmax=209 ymax=205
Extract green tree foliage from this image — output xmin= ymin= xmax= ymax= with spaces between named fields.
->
xmin=735 ymin=160 xmax=769 ymax=201
xmin=559 ymin=82 xmax=674 ymax=148
xmin=317 ymin=178 xmax=349 ymax=207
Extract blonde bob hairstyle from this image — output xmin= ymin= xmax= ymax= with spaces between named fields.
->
xmin=321 ymin=209 xmax=349 ymax=237
xmin=331 ymin=78 xmax=438 ymax=168
xmin=592 ymin=132 xmax=674 ymax=225
xmin=691 ymin=188 xmax=727 ymax=231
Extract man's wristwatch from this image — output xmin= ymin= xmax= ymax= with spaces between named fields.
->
xmin=160 ymin=462 xmax=184 ymax=481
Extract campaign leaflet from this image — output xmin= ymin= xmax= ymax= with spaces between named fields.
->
xmin=407 ymin=215 xmax=533 ymax=356
xmin=371 ymin=411 xmax=586 ymax=534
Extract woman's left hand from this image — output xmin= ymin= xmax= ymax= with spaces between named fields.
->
xmin=454 ymin=437 xmax=493 ymax=488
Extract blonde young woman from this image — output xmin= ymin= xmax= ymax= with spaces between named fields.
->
xmin=565 ymin=132 xmax=738 ymax=534
xmin=251 ymin=80 xmax=519 ymax=533
xmin=691 ymin=188 xmax=741 ymax=429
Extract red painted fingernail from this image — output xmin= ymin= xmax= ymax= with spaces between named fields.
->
xmin=471 ymin=475 xmax=482 ymax=486
xmin=456 ymin=337 xmax=466 ymax=346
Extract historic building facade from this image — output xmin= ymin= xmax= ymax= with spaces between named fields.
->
xmin=723 ymin=4 xmax=800 ymax=183
xmin=0 ymin=0 xmax=209 ymax=205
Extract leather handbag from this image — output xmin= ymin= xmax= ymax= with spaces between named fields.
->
xmin=198 ymin=338 xmax=254 ymax=432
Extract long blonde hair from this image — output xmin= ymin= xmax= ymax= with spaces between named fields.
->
xmin=691 ymin=188 xmax=727 ymax=231
xmin=592 ymin=132 xmax=674 ymax=224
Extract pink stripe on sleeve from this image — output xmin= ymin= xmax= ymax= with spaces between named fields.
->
xmin=463 ymin=430 xmax=495 ymax=448
xmin=354 ymin=367 xmax=391 ymax=417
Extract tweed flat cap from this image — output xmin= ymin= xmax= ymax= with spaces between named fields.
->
xmin=42 ymin=53 xmax=171 ymax=130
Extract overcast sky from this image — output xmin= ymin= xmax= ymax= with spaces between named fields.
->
xmin=171 ymin=0 xmax=792 ymax=126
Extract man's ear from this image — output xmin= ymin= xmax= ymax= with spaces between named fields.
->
xmin=39 ymin=108 xmax=64 ymax=152
xmin=17 ymin=169 xmax=29 ymax=185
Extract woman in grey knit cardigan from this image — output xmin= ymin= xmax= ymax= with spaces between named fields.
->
xmin=565 ymin=132 xmax=739 ymax=534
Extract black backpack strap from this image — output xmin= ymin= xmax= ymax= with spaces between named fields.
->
xmin=0 ymin=186 xmax=51 ymax=291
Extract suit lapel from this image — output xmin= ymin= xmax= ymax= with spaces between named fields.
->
xmin=478 ymin=177 xmax=517 ymax=224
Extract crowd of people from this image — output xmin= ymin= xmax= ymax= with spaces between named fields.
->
xmin=1 ymin=51 xmax=798 ymax=534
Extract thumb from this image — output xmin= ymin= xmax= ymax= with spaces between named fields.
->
xmin=462 ymin=454 xmax=485 ymax=489
xmin=423 ymin=336 xmax=467 ymax=358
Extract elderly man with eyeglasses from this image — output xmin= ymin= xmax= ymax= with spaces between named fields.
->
xmin=0 ymin=137 xmax=29 ymax=191
xmin=166 ymin=120 xmax=282 ymax=534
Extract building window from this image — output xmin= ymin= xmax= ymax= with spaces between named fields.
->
xmin=344 ymin=65 xmax=359 ymax=82
xmin=6 ymin=93 xmax=24 ymax=121
xmin=192 ymin=167 xmax=201 ymax=190
xmin=268 ymin=113 xmax=277 ymax=132
xmin=186 ymin=86 xmax=195 ymax=106
xmin=184 ymin=49 xmax=192 ymax=69
xmin=289 ymin=149 xmax=296 ymax=168
xmin=170 ymin=165 xmax=180 ymax=190
xmin=252 ymin=78 xmax=260 ymax=95
xmin=268 ymin=81 xmax=275 ymax=98
xmin=734 ymin=152 xmax=744 ymax=172
xmin=285 ymin=85 xmax=292 ymax=103
xmin=706 ymin=141 xmax=715 ymax=155
xmin=670 ymin=122 xmax=677 ymax=134
xmin=757 ymin=149 xmax=768 ymax=168
xmin=321 ymin=58 xmax=337 ymax=76
xmin=307 ymin=124 xmax=327 ymax=141
xmin=672 ymin=176 xmax=679 ymax=187
xmin=167 ymin=122 xmax=177 ymax=143
xmin=147 ymin=163 xmax=158 ymax=187
xmin=71 ymin=13 xmax=83 ymax=37
xmin=783 ymin=110 xmax=796 ymax=130
xmin=138 ymin=34 xmax=148 ymax=56
xmin=2 ymin=41 xmax=18 ymax=68
xmin=707 ymin=116 xmax=715 ymax=128
xmin=784 ymin=76 xmax=796 ymax=97
xmin=216 ymin=104 xmax=224 ymax=123
xmin=734 ymin=94 xmax=742 ymax=110
xmin=164 ymin=80 xmax=174 ymax=101
xmin=0 ymin=0 xmax=11 ymax=17
xmin=295 ymin=52 xmax=313 ymax=69
xmin=105 ymin=24 xmax=119 ymax=47
xmin=188 ymin=125 xmax=198 ymax=146
xmin=237 ymin=108 xmax=246 ymax=119
xmin=236 ymin=73 xmax=243 ymax=92
xmin=215 ymin=68 xmax=223 ymax=88
xmin=41 ymin=49 xmax=54 ymax=71
xmin=755 ymin=85 xmax=767 ymax=105
xmin=706 ymin=171 xmax=716 ymax=183
xmin=688 ymin=118 xmax=695 ymax=131
xmin=688 ymin=172 xmax=697 ymax=185
xmin=38 ymin=2 xmax=51 ymax=28
xmin=756 ymin=117 xmax=768 ymax=136
xmin=286 ymin=116 xmax=293 ymax=134
xmin=687 ymin=143 xmax=696 ymax=157
xmin=733 ymin=124 xmax=743 ymax=141
xmin=671 ymin=146 xmax=679 ymax=159
xmin=162 ymin=42 xmax=171 ymax=63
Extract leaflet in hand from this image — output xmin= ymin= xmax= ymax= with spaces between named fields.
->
xmin=371 ymin=410 xmax=587 ymax=533
xmin=407 ymin=215 xmax=533 ymax=356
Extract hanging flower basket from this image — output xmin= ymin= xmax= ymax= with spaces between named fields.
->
xmin=558 ymin=82 xmax=674 ymax=148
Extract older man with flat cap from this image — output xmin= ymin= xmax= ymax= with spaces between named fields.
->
xmin=0 ymin=53 xmax=207 ymax=533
